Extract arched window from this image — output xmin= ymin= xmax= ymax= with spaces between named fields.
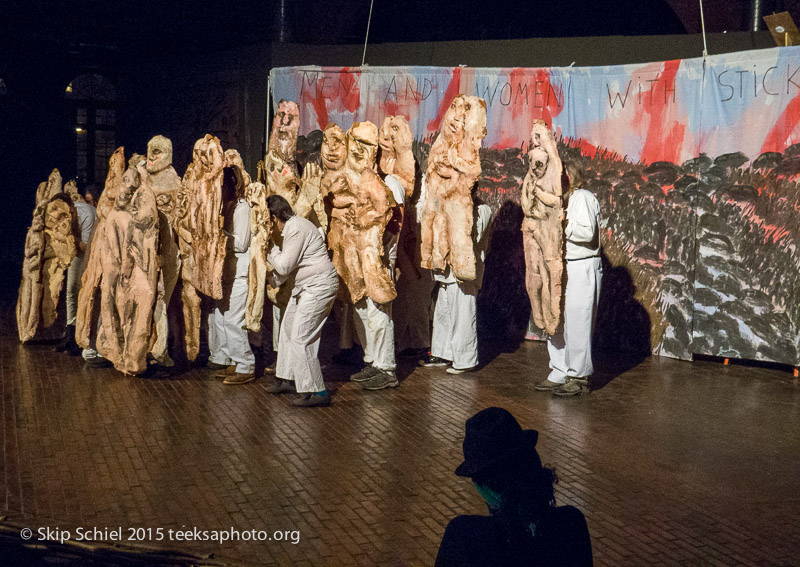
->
xmin=66 ymin=74 xmax=117 ymax=185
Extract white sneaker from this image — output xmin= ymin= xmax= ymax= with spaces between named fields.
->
xmin=446 ymin=366 xmax=477 ymax=375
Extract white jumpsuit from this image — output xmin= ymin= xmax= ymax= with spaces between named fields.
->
xmin=546 ymin=189 xmax=602 ymax=383
xmin=208 ymin=199 xmax=256 ymax=374
xmin=268 ymin=216 xmax=339 ymax=393
xmin=430 ymin=203 xmax=492 ymax=371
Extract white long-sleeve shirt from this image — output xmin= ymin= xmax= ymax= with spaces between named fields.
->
xmin=565 ymin=189 xmax=600 ymax=260
xmin=267 ymin=215 xmax=337 ymax=296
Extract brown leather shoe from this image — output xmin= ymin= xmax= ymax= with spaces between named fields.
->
xmin=215 ymin=365 xmax=236 ymax=379
xmin=223 ymin=372 xmax=255 ymax=385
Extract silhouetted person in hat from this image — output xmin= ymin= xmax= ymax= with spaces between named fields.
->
xmin=436 ymin=407 xmax=592 ymax=566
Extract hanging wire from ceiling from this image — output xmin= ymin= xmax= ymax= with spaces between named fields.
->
xmin=699 ymin=0 xmax=708 ymax=59
xmin=362 ymin=0 xmax=375 ymax=67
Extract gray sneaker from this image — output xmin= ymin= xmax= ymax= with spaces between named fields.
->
xmin=534 ymin=379 xmax=564 ymax=392
xmin=553 ymin=378 xmax=590 ymax=397
xmin=361 ymin=370 xmax=399 ymax=390
xmin=351 ymin=364 xmax=380 ymax=382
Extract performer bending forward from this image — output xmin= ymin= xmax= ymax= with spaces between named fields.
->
xmin=265 ymin=195 xmax=338 ymax=407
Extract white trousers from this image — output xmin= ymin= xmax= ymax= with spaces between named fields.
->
xmin=65 ymin=251 xmax=86 ymax=326
xmin=431 ymin=281 xmax=479 ymax=370
xmin=209 ymin=276 xmax=255 ymax=373
xmin=354 ymin=297 xmax=396 ymax=371
xmin=547 ymin=257 xmax=602 ymax=383
xmin=276 ymin=278 xmax=338 ymax=393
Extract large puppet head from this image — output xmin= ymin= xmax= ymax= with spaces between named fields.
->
xmin=192 ymin=136 xmax=208 ymax=168
xmin=379 ymin=116 xmax=413 ymax=167
xmin=223 ymin=149 xmax=252 ymax=200
xmin=146 ymin=135 xmax=173 ymax=174
xmin=346 ymin=121 xmax=379 ymax=174
xmin=37 ymin=169 xmax=63 ymax=205
xmin=321 ymin=123 xmax=347 ymax=171
xmin=64 ymin=180 xmax=84 ymax=203
xmin=528 ymin=146 xmax=549 ymax=180
xmin=529 ymin=120 xmax=554 ymax=150
xmin=269 ymin=99 xmax=300 ymax=162
xmin=192 ymin=134 xmax=222 ymax=173
xmin=441 ymin=95 xmax=468 ymax=144
xmin=462 ymin=96 xmax=487 ymax=142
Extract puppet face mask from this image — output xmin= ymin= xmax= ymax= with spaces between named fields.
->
xmin=193 ymin=138 xmax=207 ymax=169
xmin=529 ymin=147 xmax=549 ymax=180
xmin=146 ymin=135 xmax=173 ymax=174
xmin=442 ymin=95 xmax=467 ymax=142
xmin=270 ymin=100 xmax=300 ymax=160
xmin=322 ymin=124 xmax=347 ymax=171
xmin=379 ymin=116 xmax=412 ymax=157
xmin=463 ymin=96 xmax=487 ymax=140
xmin=346 ymin=124 xmax=378 ymax=174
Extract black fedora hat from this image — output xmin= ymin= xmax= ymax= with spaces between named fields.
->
xmin=455 ymin=407 xmax=540 ymax=478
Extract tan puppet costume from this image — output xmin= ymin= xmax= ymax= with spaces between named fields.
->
xmin=344 ymin=121 xmax=397 ymax=304
xmin=140 ymin=135 xmax=182 ymax=365
xmin=340 ymin=121 xmax=401 ymax=384
xmin=75 ymin=149 xmax=125 ymax=357
xmin=77 ymin=156 xmax=159 ymax=374
xmin=185 ymin=134 xmax=226 ymax=300
xmin=173 ymin=135 xmax=224 ymax=360
xmin=420 ymin=95 xmax=487 ymax=282
xmin=16 ymin=169 xmax=78 ymax=342
xmin=322 ymin=123 xmax=364 ymax=303
xmin=521 ymin=120 xmax=564 ymax=335
xmin=244 ymin=180 xmax=270 ymax=332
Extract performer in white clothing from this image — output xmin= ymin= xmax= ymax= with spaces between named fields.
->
xmin=422 ymin=197 xmax=492 ymax=374
xmin=209 ymin=192 xmax=256 ymax=384
xmin=536 ymin=161 xmax=602 ymax=397
xmin=265 ymin=195 xmax=338 ymax=407
xmin=352 ymin=173 xmax=405 ymax=389
xmin=57 ymin=193 xmax=97 ymax=355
